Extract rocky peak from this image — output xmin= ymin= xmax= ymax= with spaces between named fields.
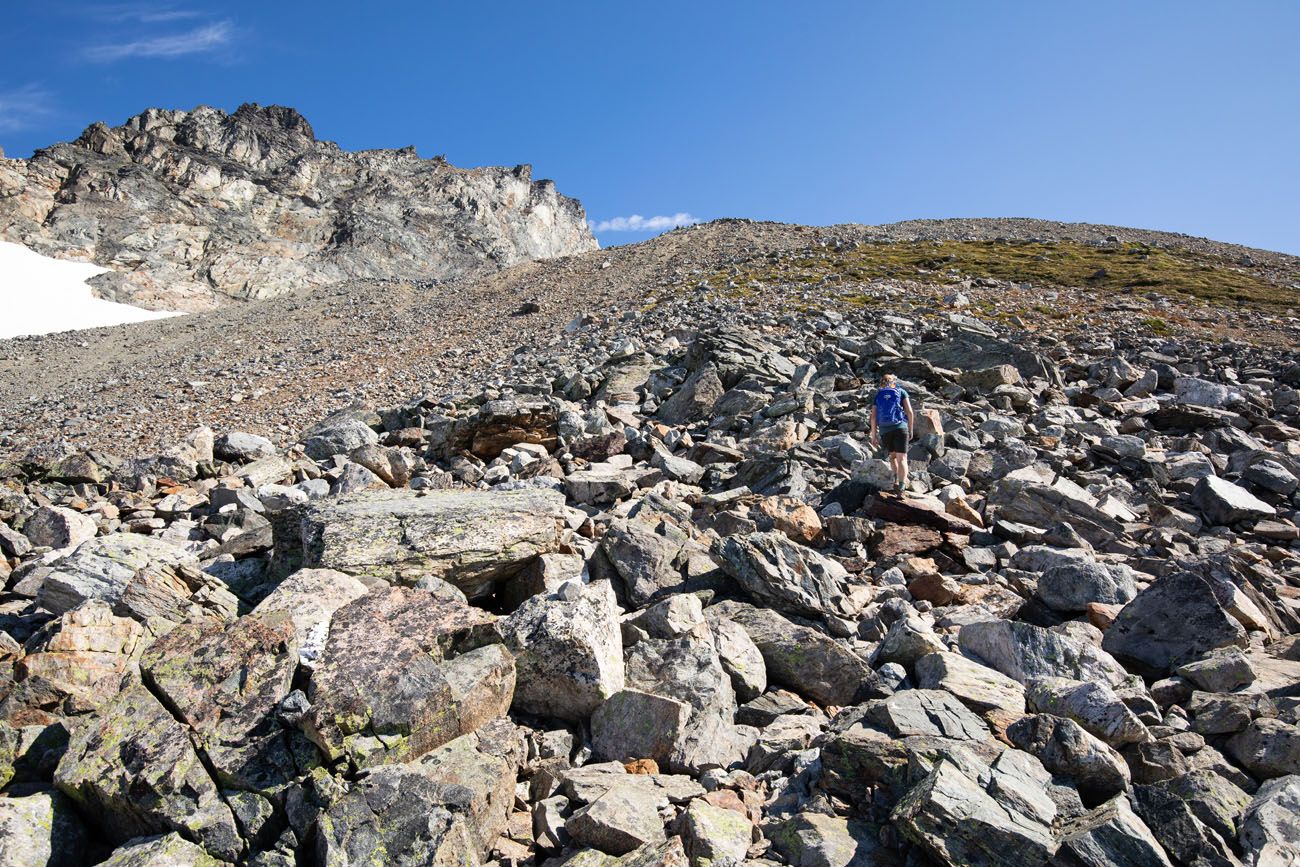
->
xmin=1 ymin=104 xmax=597 ymax=310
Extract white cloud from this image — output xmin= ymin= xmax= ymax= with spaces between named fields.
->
xmin=0 ymin=83 xmax=53 ymax=133
xmin=589 ymin=212 xmax=701 ymax=233
xmin=85 ymin=20 xmax=232 ymax=62
xmin=91 ymin=4 xmax=206 ymax=23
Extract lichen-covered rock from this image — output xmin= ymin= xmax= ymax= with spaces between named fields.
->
xmin=1024 ymin=677 xmax=1150 ymax=748
xmin=250 ymin=567 xmax=369 ymax=668
xmin=303 ymin=586 xmax=514 ymax=769
xmin=565 ymin=784 xmax=668 ymax=856
xmin=283 ymin=488 xmax=565 ymax=598
xmin=2 ymin=600 xmax=146 ymax=720
xmin=1053 ymin=795 xmax=1172 ymax=867
xmin=140 ymin=612 xmax=313 ymax=793
xmin=591 ymin=690 xmax=691 ymax=768
xmin=1238 ymin=775 xmax=1300 ymax=866
xmin=1227 ymin=718 xmax=1300 ymax=780
xmin=892 ymin=751 xmax=1056 ymax=867
xmin=1007 ymin=714 xmax=1130 ymax=804
xmin=96 ymin=833 xmax=223 ymax=867
xmin=0 ymin=788 xmax=89 ymax=867
xmin=54 ymin=679 xmax=243 ymax=860
xmin=914 ymin=651 xmax=1026 ymax=715
xmin=313 ymin=762 xmax=483 ymax=866
xmin=500 ymin=580 xmax=624 ymax=721
xmin=35 ymin=533 xmax=208 ymax=618
xmin=676 ymin=798 xmax=751 ymax=865
xmin=709 ymin=601 xmax=884 ymax=706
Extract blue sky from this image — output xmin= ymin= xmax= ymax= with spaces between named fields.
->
xmin=2 ymin=1 xmax=1297 ymax=253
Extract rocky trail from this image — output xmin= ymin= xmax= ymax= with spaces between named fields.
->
xmin=2 ymin=244 xmax=1300 ymax=865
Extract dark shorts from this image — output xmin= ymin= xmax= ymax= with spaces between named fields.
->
xmin=881 ymin=426 xmax=908 ymax=454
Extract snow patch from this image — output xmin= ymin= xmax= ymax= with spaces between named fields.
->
xmin=0 ymin=241 xmax=182 ymax=339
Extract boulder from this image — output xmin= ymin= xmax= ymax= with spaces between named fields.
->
xmin=36 ymin=533 xmax=200 ymax=617
xmin=959 ymin=620 xmax=1130 ymax=687
xmin=140 ymin=613 xmax=311 ymax=793
xmin=1192 ymin=476 xmax=1276 ymax=525
xmin=591 ymin=689 xmax=691 ymax=768
xmin=1007 ymin=714 xmax=1130 ymax=803
xmin=250 ymin=567 xmax=369 ymax=668
xmin=303 ymin=586 xmax=514 ymax=769
xmin=862 ymin=689 xmax=990 ymax=741
xmin=1053 ymin=795 xmax=1172 ymax=867
xmin=500 ymin=580 xmax=625 ymax=720
xmin=709 ymin=601 xmax=884 ymax=706
xmin=1177 ymin=647 xmax=1257 ymax=693
xmin=1238 ymin=775 xmax=1300 ymax=866
xmin=1132 ymin=778 xmax=1245 ymax=867
xmin=657 ymin=363 xmax=725 ymax=425
xmin=985 ymin=477 xmax=1124 ymax=547
xmin=413 ymin=719 xmax=525 ymax=854
xmin=313 ymin=762 xmax=483 ymax=865
xmin=55 ymin=680 xmax=243 ymax=860
xmin=676 ymin=798 xmax=751 ymax=865
xmin=600 ymin=515 xmax=691 ymax=607
xmin=96 ymin=834 xmax=222 ymax=867
xmin=301 ymin=411 xmax=379 ymax=461
xmin=452 ymin=396 xmax=559 ymax=460
xmin=22 ymin=506 xmax=96 ymax=550
xmin=718 ymin=530 xmax=866 ymax=621
xmin=1037 ymin=561 xmax=1137 ymax=613
xmin=892 ymin=751 xmax=1056 ymax=867
xmin=1024 ymin=677 xmax=1149 ymax=748
xmin=914 ymin=651 xmax=1026 ymax=715
xmin=283 ymin=488 xmax=565 ymax=598
xmin=0 ymin=788 xmax=89 ymax=867
xmin=1227 ymin=718 xmax=1300 ymax=780
xmin=565 ymin=785 xmax=668 ymax=856
xmin=214 ymin=431 xmax=276 ymax=463
xmin=1101 ymin=570 xmax=1248 ymax=676
xmin=3 ymin=600 xmax=146 ymax=719
xmin=768 ymin=812 xmax=883 ymax=867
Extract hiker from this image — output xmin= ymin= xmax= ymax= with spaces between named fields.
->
xmin=869 ymin=373 xmax=915 ymax=492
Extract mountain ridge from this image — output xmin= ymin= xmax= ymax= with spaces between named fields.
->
xmin=0 ymin=103 xmax=597 ymax=311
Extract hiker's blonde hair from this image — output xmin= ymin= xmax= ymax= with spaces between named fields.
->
xmin=880 ymin=373 xmax=897 ymax=387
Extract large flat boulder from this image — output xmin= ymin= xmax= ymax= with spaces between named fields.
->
xmin=278 ymin=487 xmax=565 ymax=598
xmin=303 ymin=586 xmax=514 ymax=769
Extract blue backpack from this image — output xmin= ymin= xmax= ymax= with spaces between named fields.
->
xmin=874 ymin=386 xmax=907 ymax=426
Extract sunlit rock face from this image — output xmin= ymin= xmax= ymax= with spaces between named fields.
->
xmin=0 ymin=103 xmax=598 ymax=312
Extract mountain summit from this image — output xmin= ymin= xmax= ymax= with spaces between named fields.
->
xmin=0 ymin=103 xmax=597 ymax=310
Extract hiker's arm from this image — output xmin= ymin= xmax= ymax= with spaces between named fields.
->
xmin=869 ymin=405 xmax=878 ymax=446
xmin=903 ymin=397 xmax=915 ymax=439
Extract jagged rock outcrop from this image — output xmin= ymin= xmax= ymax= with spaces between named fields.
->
xmin=0 ymin=103 xmax=597 ymax=310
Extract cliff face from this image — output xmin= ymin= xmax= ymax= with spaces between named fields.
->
xmin=0 ymin=104 xmax=598 ymax=310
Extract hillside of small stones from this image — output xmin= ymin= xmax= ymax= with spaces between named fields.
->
xmin=0 ymin=103 xmax=597 ymax=311
xmin=3 ymin=218 xmax=1298 ymax=463
xmin=2 ymin=239 xmax=1300 ymax=866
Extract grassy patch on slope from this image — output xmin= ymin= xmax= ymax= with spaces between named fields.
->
xmin=707 ymin=240 xmax=1293 ymax=309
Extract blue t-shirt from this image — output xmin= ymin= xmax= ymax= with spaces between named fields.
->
xmin=874 ymin=386 xmax=909 ymax=429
